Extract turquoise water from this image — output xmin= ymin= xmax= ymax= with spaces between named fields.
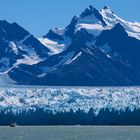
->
xmin=0 ymin=126 xmax=139 ymax=140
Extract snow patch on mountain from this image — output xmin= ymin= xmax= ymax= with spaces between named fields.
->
xmin=15 ymin=55 xmax=41 ymax=66
xmin=51 ymin=28 xmax=65 ymax=36
xmin=38 ymin=37 xmax=72 ymax=55
xmin=15 ymin=42 xmax=42 ymax=65
xmin=19 ymin=34 xmax=31 ymax=43
xmin=38 ymin=38 xmax=65 ymax=55
xmin=9 ymin=41 xmax=18 ymax=55
xmin=76 ymin=23 xmax=105 ymax=36
xmin=100 ymin=7 xmax=140 ymax=40
xmin=65 ymin=52 xmax=82 ymax=64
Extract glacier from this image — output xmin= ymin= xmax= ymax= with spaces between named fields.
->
xmin=0 ymin=86 xmax=140 ymax=115
xmin=0 ymin=86 xmax=140 ymax=125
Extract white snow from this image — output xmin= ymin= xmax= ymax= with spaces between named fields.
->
xmin=71 ymin=6 xmax=140 ymax=53
xmin=0 ymin=87 xmax=140 ymax=116
xmin=9 ymin=41 xmax=18 ymax=55
xmin=100 ymin=7 xmax=140 ymax=40
xmin=0 ymin=39 xmax=43 ymax=74
xmin=75 ymin=6 xmax=140 ymax=42
xmin=15 ymin=42 xmax=42 ymax=65
xmin=76 ymin=23 xmax=105 ymax=36
xmin=37 ymin=6 xmax=140 ymax=58
xmin=15 ymin=54 xmax=41 ymax=66
xmin=74 ymin=9 xmax=108 ymax=37
xmin=51 ymin=28 xmax=65 ymax=36
xmin=100 ymin=7 xmax=121 ymax=25
xmin=38 ymin=38 xmax=65 ymax=55
xmin=38 ymin=37 xmax=72 ymax=55
xmin=65 ymin=52 xmax=82 ymax=64
xmin=59 ymin=52 xmax=75 ymax=64
xmin=8 ymin=35 xmax=42 ymax=66
xmin=19 ymin=34 xmax=31 ymax=43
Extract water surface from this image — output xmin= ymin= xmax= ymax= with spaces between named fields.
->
xmin=0 ymin=126 xmax=139 ymax=140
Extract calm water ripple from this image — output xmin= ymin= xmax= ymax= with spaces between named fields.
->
xmin=0 ymin=126 xmax=139 ymax=140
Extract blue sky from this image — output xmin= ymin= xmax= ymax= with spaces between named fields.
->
xmin=0 ymin=0 xmax=140 ymax=37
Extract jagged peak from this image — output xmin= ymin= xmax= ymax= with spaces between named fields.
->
xmin=0 ymin=20 xmax=22 ymax=28
xmin=79 ymin=5 xmax=107 ymax=26
xmin=0 ymin=19 xmax=9 ymax=23
xmin=88 ymin=5 xmax=96 ymax=11
xmin=103 ymin=6 xmax=110 ymax=10
xmin=70 ymin=16 xmax=79 ymax=24
xmin=80 ymin=5 xmax=98 ymax=18
xmin=0 ymin=19 xmax=30 ymax=42
xmin=100 ymin=5 xmax=114 ymax=14
xmin=65 ymin=15 xmax=79 ymax=30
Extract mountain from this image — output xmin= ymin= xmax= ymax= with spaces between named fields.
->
xmin=1 ymin=5 xmax=140 ymax=85
xmin=0 ymin=20 xmax=49 ymax=85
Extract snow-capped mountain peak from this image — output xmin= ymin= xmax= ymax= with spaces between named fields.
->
xmin=80 ymin=5 xmax=97 ymax=18
xmin=100 ymin=6 xmax=122 ymax=25
xmin=78 ymin=5 xmax=107 ymax=26
xmin=0 ymin=20 xmax=49 ymax=84
xmin=99 ymin=6 xmax=140 ymax=40
xmin=103 ymin=6 xmax=110 ymax=10
xmin=40 ymin=5 xmax=140 ymax=57
xmin=102 ymin=6 xmax=114 ymax=13
xmin=4 ymin=5 xmax=140 ymax=86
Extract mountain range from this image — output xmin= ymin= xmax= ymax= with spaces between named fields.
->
xmin=1 ymin=5 xmax=140 ymax=86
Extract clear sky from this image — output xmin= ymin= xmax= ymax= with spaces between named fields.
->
xmin=0 ymin=0 xmax=140 ymax=37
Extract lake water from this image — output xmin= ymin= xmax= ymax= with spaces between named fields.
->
xmin=0 ymin=126 xmax=139 ymax=140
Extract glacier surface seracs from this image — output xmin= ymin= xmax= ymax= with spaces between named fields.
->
xmin=0 ymin=87 xmax=140 ymax=116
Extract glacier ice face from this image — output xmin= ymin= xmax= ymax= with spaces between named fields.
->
xmin=0 ymin=87 xmax=140 ymax=116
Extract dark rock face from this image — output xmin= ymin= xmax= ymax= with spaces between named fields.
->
xmin=23 ymin=35 xmax=49 ymax=57
xmin=74 ymin=29 xmax=95 ymax=42
xmin=0 ymin=20 xmax=29 ymax=41
xmin=0 ymin=20 xmax=49 ymax=73
xmin=80 ymin=5 xmax=107 ymax=26
xmin=43 ymin=29 xmax=64 ymax=41
xmin=65 ymin=16 xmax=79 ymax=38
xmin=95 ymin=23 xmax=140 ymax=85
xmin=0 ymin=20 xmax=29 ymax=71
